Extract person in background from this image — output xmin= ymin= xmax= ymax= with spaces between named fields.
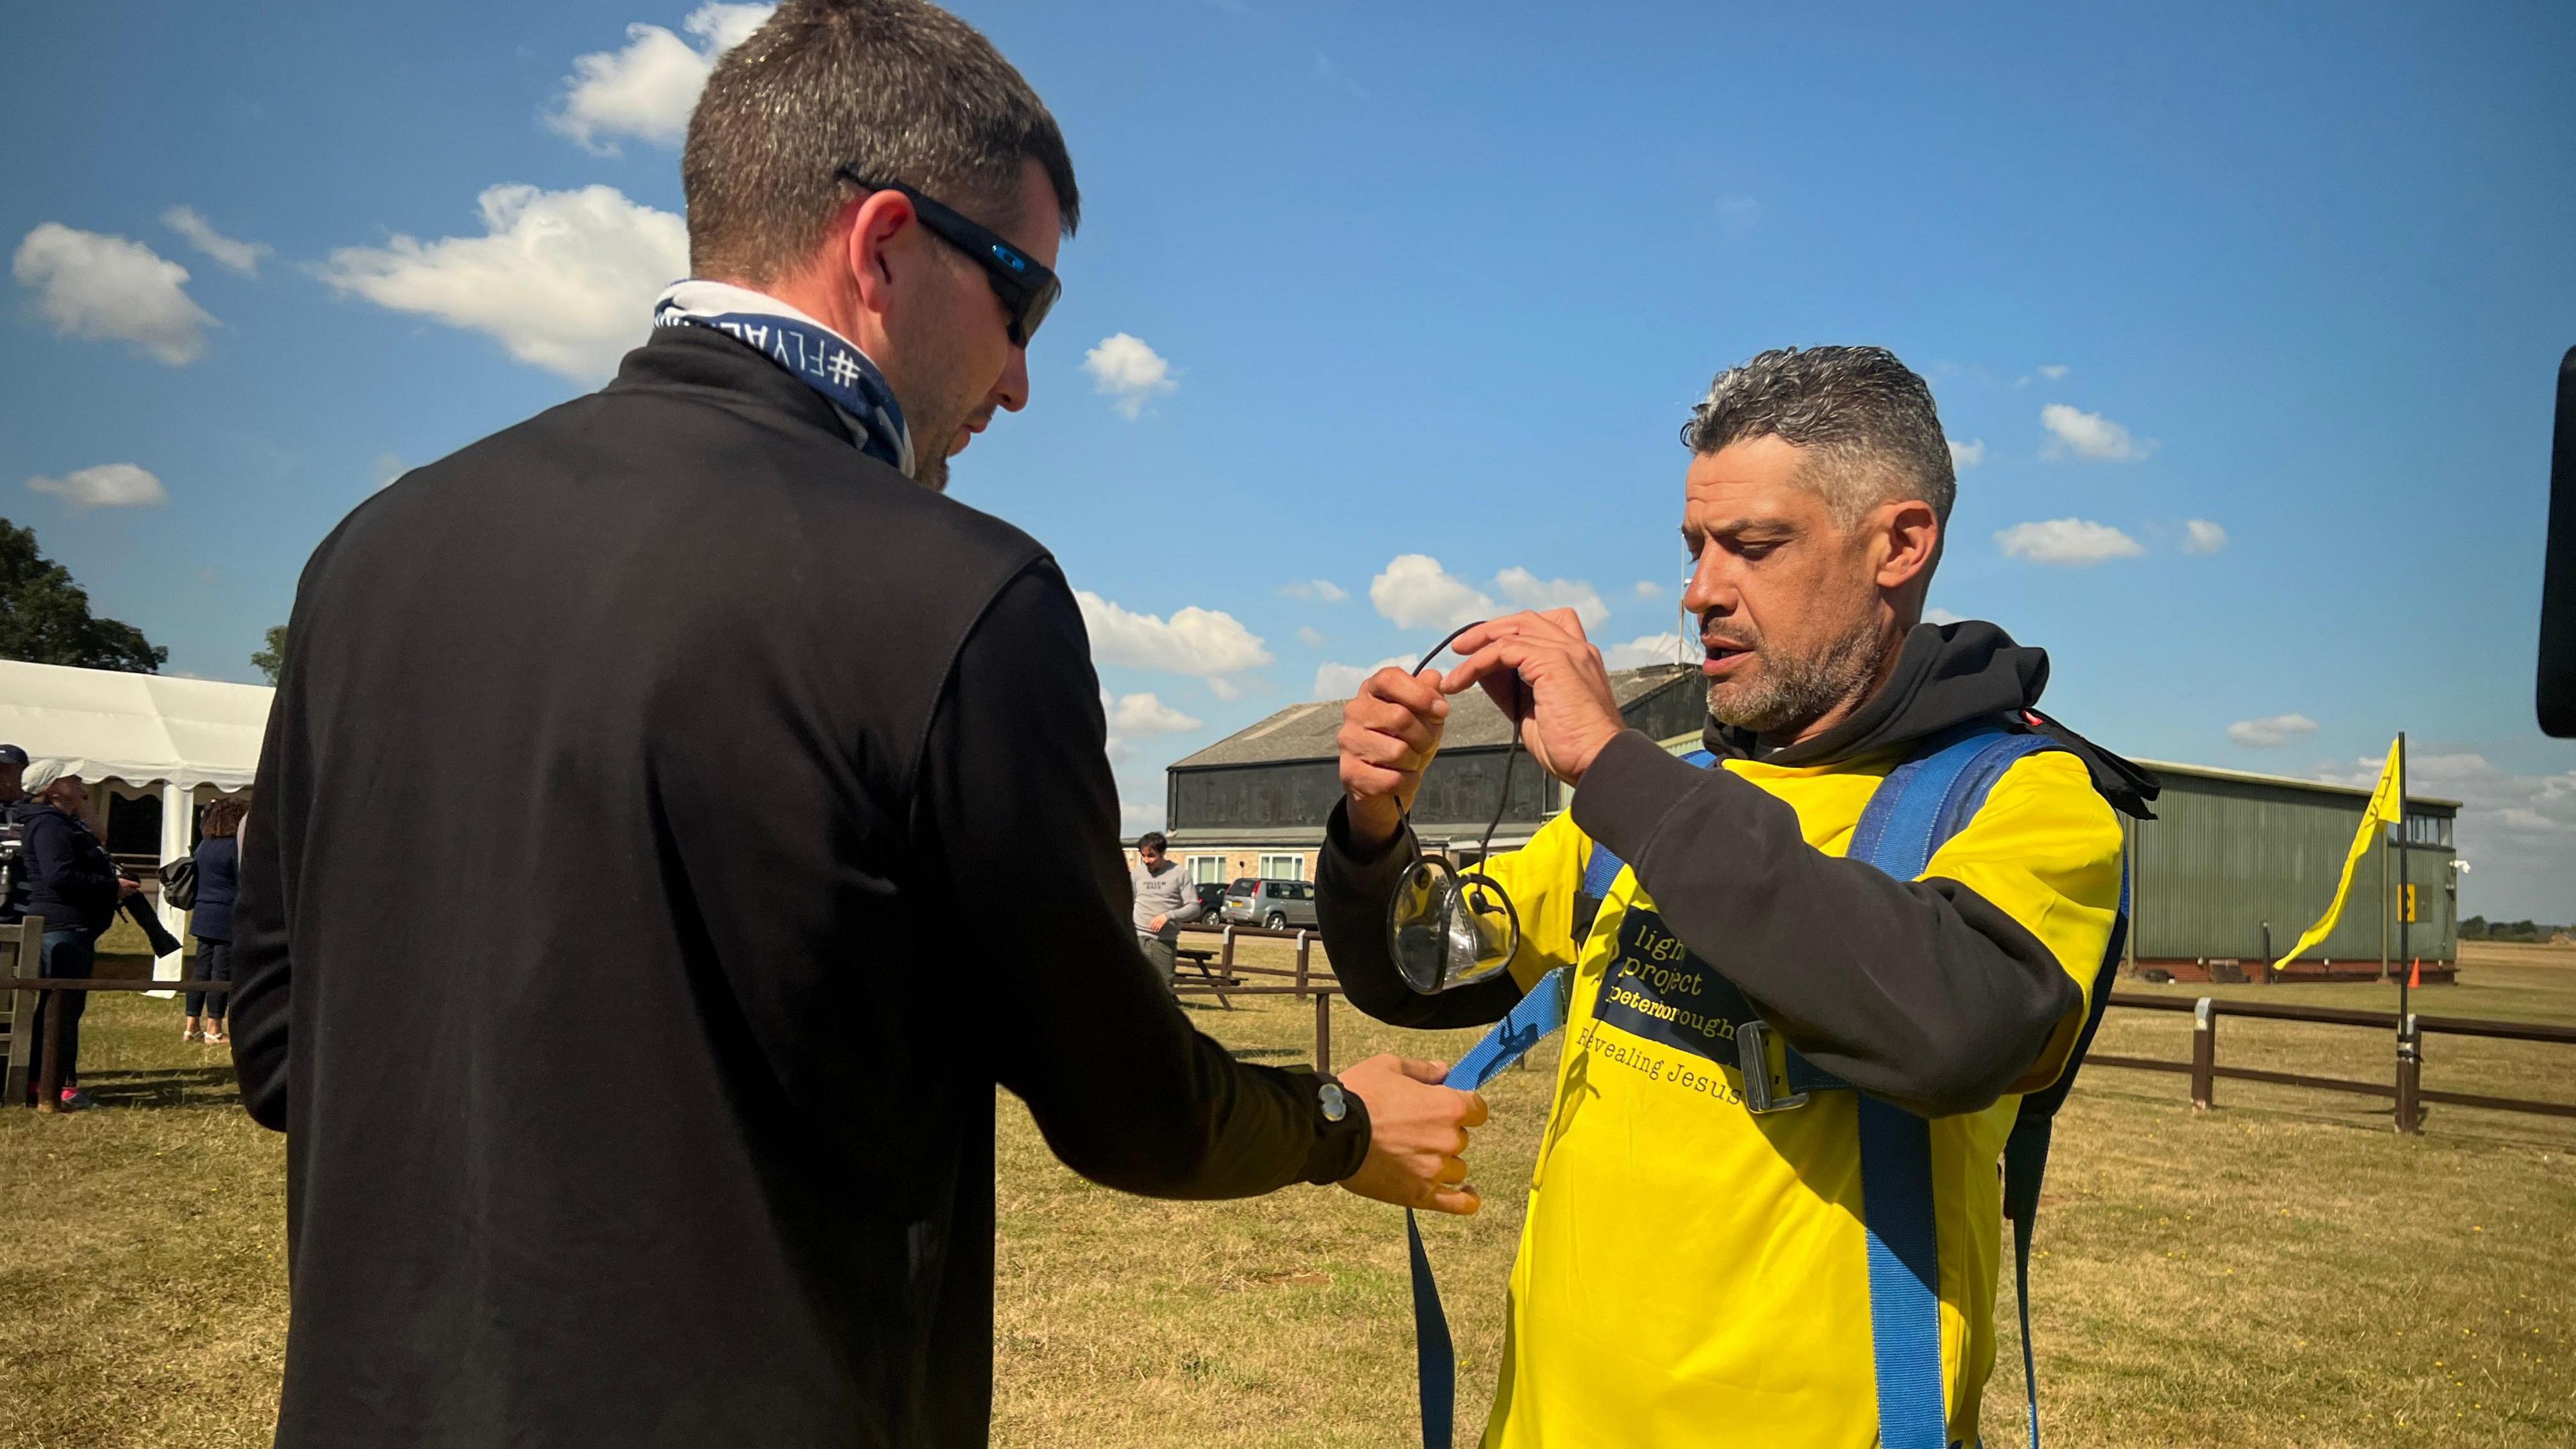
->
xmin=184 ymin=796 xmax=246 ymax=1045
xmin=16 ymin=761 xmax=138 ymax=1110
xmin=1128 ymin=831 xmax=1203 ymax=988
xmin=0 ymin=745 xmax=27 ymax=921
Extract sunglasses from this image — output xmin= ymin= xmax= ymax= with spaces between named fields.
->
xmin=838 ymin=168 xmax=1061 ymax=347
xmin=1385 ymin=621 xmax=1527 ymax=995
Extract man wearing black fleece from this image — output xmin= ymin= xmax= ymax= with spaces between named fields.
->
xmin=1316 ymin=346 xmax=2155 ymax=1446
xmin=229 ymin=3 xmax=1481 ymax=1444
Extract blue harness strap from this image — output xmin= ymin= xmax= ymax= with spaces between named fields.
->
xmin=1840 ymin=728 xmax=2058 ymax=1449
xmin=1404 ymin=729 xmax=2075 ymax=1449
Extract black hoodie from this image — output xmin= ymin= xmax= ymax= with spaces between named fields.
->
xmin=1317 ymin=621 xmax=2157 ymax=1116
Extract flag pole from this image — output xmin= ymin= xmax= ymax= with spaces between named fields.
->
xmin=2378 ymin=782 xmax=2391 ymax=984
xmin=2396 ymin=731 xmax=2411 ymax=1022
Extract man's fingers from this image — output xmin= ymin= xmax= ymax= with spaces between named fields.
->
xmin=1440 ymin=637 xmax=1539 ymax=699
xmin=1420 ymin=1185 xmax=1482 ymax=1217
xmin=1444 ymin=610 xmax=1585 ymax=663
xmin=1339 ymin=724 xmax=1430 ymax=773
xmin=1360 ymin=665 xmax=1449 ymax=718
xmin=1458 ymin=1089 xmax=1491 ymax=1128
xmin=1435 ymin=1155 xmax=1470 ymax=1186
xmin=1397 ymin=1057 xmax=1450 ymax=1085
xmin=1348 ymin=688 xmax=1441 ymax=736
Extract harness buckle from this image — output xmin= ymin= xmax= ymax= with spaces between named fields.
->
xmin=1735 ymin=1019 xmax=1809 ymax=1114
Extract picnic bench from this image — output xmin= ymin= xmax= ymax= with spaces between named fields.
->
xmin=1174 ymin=944 xmax=1240 ymax=1006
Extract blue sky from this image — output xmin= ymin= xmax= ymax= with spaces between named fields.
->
xmin=7 ymin=1 xmax=2573 ymax=916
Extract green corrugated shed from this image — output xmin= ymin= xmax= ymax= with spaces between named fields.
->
xmin=2127 ymin=760 xmax=2458 ymax=969
xmin=1646 ymin=734 xmax=2461 ymax=973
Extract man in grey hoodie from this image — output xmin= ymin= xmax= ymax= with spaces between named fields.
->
xmin=1128 ymin=832 xmax=1203 ymax=987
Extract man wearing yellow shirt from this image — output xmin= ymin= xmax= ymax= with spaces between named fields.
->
xmin=1316 ymin=345 xmax=2157 ymax=1448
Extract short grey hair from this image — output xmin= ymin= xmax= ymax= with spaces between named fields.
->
xmin=1680 ymin=346 xmax=1955 ymax=531
xmin=684 ymin=0 xmax=1079 ymax=285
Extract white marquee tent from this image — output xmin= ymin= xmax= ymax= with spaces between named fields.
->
xmin=1 ymin=659 xmax=272 ymax=982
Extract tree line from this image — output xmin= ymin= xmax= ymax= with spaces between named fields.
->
xmin=2460 ymin=916 xmax=2573 ymax=944
xmin=3 ymin=517 xmax=284 ymax=682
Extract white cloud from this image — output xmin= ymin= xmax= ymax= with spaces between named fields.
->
xmin=1370 ymin=553 xmax=1495 ymax=629
xmin=1493 ymin=566 xmax=1610 ymax=627
xmin=1121 ymin=799 xmax=1166 ymax=828
xmin=1715 ymin=195 xmax=1763 ymax=232
xmin=371 ymin=453 xmax=407 ymax=490
xmin=27 ymin=462 xmax=167 ymax=508
xmin=1107 ymin=692 xmax=1202 ymax=735
xmin=1994 ymin=517 xmax=2145 ymax=566
xmin=2037 ymin=364 xmax=2070 ymax=380
xmin=2183 ymin=518 xmax=2228 ymax=555
xmin=1602 ymin=633 xmax=1685 ymax=671
xmin=1081 ymin=333 xmax=1178 ymax=419
xmin=1947 ymin=438 xmax=1986 ymax=470
xmin=2316 ymin=751 xmax=2576 ymax=919
xmin=160 ymin=207 xmax=270 ymax=276
xmin=1207 ymin=676 xmax=1244 ymax=700
xmin=547 ymin=3 xmax=773 ymax=152
xmin=1314 ymin=655 xmax=1415 ymax=699
xmin=2039 ymin=403 xmax=2156 ymax=462
xmin=12 ymin=223 xmax=216 ymax=365
xmin=1925 ymin=606 xmax=1966 ymax=625
xmin=2227 ymin=713 xmax=2319 ymax=748
xmin=1632 ymin=580 xmax=1665 ymax=600
xmin=322 ymin=184 xmax=688 ymax=383
xmin=1278 ymin=578 xmax=1348 ymax=602
xmin=1075 ymin=591 xmax=1271 ymax=677
xmin=1295 ymin=625 xmax=1326 ymax=648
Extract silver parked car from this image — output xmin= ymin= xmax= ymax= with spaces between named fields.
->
xmin=1222 ymin=877 xmax=1318 ymax=930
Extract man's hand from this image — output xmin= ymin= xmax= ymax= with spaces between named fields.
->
xmin=1441 ymin=610 xmax=1625 ymax=788
xmin=1146 ymin=913 xmax=1169 ymax=932
xmin=117 ymin=876 xmax=142 ymax=900
xmin=1336 ymin=1053 xmax=1488 ymax=1215
xmin=1337 ymin=667 xmax=1449 ymax=852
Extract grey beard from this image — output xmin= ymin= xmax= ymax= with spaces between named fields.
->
xmin=912 ymin=450 xmax=949 ymax=492
xmin=1708 ymin=613 xmax=1887 ymax=739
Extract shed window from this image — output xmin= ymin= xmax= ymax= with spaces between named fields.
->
xmin=1187 ymin=855 xmax=1228 ymax=885
xmin=2401 ymin=811 xmax=2452 ymax=849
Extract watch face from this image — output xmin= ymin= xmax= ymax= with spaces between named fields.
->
xmin=1318 ymin=1082 xmax=1348 ymax=1122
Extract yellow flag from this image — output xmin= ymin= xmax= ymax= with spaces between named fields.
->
xmin=2272 ymin=737 xmax=2403 ymax=972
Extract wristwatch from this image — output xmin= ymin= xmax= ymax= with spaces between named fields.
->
xmin=1317 ymin=1078 xmax=1350 ymax=1124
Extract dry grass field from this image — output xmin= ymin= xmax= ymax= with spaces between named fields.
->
xmin=1 ymin=941 xmax=2569 ymax=1447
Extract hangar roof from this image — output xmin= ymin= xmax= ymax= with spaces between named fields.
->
xmin=1171 ymin=665 xmax=1697 ymax=769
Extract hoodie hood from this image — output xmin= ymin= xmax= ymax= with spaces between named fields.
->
xmin=1703 ymin=619 xmax=2160 ymax=818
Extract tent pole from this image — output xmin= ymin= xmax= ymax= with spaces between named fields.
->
xmin=150 ymin=780 xmax=191 ymax=993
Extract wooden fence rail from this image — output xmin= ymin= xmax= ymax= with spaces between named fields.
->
xmin=2088 ymin=991 xmax=2576 ymax=1130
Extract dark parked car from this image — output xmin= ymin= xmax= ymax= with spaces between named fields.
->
xmin=1222 ymin=877 xmax=1318 ymax=930
xmin=1192 ymin=881 xmax=1227 ymax=920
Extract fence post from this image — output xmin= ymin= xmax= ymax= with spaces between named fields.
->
xmin=36 ymin=985 xmax=66 ymax=1114
xmin=1294 ymin=930 xmax=1311 ymax=1002
xmin=1313 ymin=989 xmax=1332 ymax=1076
xmin=3 ymin=916 xmax=41 ymax=1108
xmin=2395 ymin=1013 xmax=2423 ymax=1134
xmin=1220 ymin=926 xmax=1236 ymax=983
xmin=2190 ymin=998 xmax=2216 ymax=1111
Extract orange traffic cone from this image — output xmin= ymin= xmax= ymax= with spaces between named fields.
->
xmin=2408 ymin=959 xmax=2421 ymax=989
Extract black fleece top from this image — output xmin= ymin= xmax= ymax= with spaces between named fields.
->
xmin=1317 ymin=621 xmax=2155 ymax=1117
xmin=17 ymin=802 xmax=120 ymax=936
xmin=229 ymin=325 xmax=1368 ymax=1448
